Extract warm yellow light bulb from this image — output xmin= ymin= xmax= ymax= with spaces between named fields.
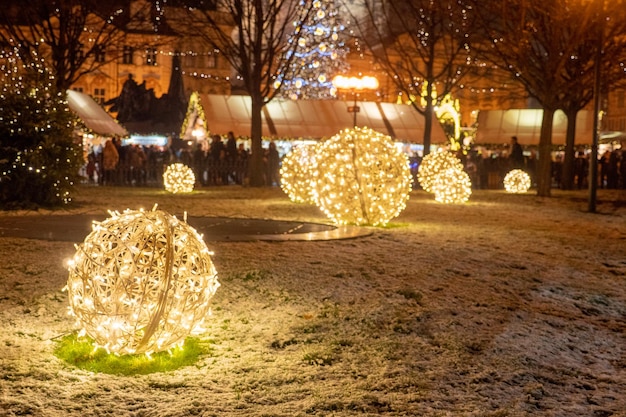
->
xmin=503 ymin=169 xmax=531 ymax=193
xmin=417 ymin=151 xmax=464 ymax=193
xmin=432 ymin=167 xmax=472 ymax=204
xmin=66 ymin=209 xmax=220 ymax=355
xmin=311 ymin=127 xmax=413 ymax=226
xmin=280 ymin=144 xmax=318 ymax=204
xmin=163 ymin=163 xmax=195 ymax=193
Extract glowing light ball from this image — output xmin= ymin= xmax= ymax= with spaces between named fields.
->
xmin=280 ymin=144 xmax=317 ymax=204
xmin=66 ymin=208 xmax=220 ymax=355
xmin=504 ymin=169 xmax=531 ymax=193
xmin=432 ymin=167 xmax=472 ymax=204
xmin=417 ymin=151 xmax=464 ymax=193
xmin=163 ymin=163 xmax=195 ymax=193
xmin=311 ymin=127 xmax=413 ymax=226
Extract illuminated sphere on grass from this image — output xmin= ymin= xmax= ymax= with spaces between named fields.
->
xmin=417 ymin=151 xmax=464 ymax=193
xmin=280 ymin=144 xmax=317 ymax=204
xmin=504 ymin=169 xmax=531 ymax=193
xmin=163 ymin=163 xmax=195 ymax=193
xmin=66 ymin=208 xmax=220 ymax=356
xmin=432 ymin=167 xmax=472 ymax=204
xmin=311 ymin=126 xmax=413 ymax=226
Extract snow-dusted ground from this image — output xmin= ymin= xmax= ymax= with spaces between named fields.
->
xmin=1 ymin=185 xmax=625 ymax=417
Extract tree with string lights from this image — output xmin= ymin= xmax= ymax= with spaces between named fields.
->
xmin=178 ymin=0 xmax=317 ymax=187
xmin=343 ymin=0 xmax=477 ymax=156
xmin=471 ymin=0 xmax=626 ymax=197
xmin=0 ymin=0 xmax=169 ymax=91
xmin=0 ymin=51 xmax=82 ymax=208
xmin=277 ymin=0 xmax=350 ymax=100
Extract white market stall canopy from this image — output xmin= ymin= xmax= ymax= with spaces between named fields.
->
xmin=67 ymin=89 xmax=128 ymax=137
xmin=475 ymin=109 xmax=593 ymax=145
xmin=185 ymin=93 xmax=447 ymax=143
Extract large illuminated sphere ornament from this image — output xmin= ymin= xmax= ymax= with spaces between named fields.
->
xmin=417 ymin=151 xmax=464 ymax=193
xmin=311 ymin=127 xmax=413 ymax=226
xmin=432 ymin=167 xmax=472 ymax=204
xmin=163 ymin=163 xmax=195 ymax=193
xmin=280 ymin=144 xmax=317 ymax=204
xmin=504 ymin=169 xmax=531 ymax=193
xmin=66 ymin=208 xmax=220 ymax=356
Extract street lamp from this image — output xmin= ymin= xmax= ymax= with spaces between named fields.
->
xmin=332 ymin=75 xmax=379 ymax=127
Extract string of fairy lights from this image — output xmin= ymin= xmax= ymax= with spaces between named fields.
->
xmin=1 ymin=48 xmax=79 ymax=205
xmin=276 ymin=0 xmax=350 ymax=100
xmin=66 ymin=207 xmax=220 ymax=356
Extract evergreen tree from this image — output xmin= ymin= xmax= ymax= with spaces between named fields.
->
xmin=0 ymin=51 xmax=82 ymax=208
xmin=278 ymin=0 xmax=349 ymax=100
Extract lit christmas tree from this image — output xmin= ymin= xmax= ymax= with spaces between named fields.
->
xmin=277 ymin=0 xmax=349 ymax=100
xmin=0 ymin=49 xmax=82 ymax=208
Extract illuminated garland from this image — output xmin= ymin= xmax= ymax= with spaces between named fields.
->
xmin=66 ymin=208 xmax=220 ymax=356
xmin=180 ymin=91 xmax=208 ymax=139
xmin=163 ymin=163 xmax=196 ymax=193
xmin=280 ymin=144 xmax=318 ymax=203
xmin=417 ymin=150 xmax=464 ymax=193
xmin=311 ymin=127 xmax=413 ymax=226
xmin=503 ymin=169 xmax=531 ymax=193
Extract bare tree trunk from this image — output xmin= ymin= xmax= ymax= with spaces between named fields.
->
xmin=423 ymin=101 xmax=433 ymax=156
xmin=537 ymin=108 xmax=555 ymax=197
xmin=561 ymin=109 xmax=578 ymax=190
xmin=248 ymin=93 xmax=265 ymax=187
xmin=423 ymin=80 xmax=434 ymax=156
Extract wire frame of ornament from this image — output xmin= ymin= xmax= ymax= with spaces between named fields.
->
xmin=163 ymin=163 xmax=196 ymax=193
xmin=66 ymin=208 xmax=220 ymax=356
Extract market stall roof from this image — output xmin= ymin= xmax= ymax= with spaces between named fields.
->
xmin=474 ymin=109 xmax=593 ymax=145
xmin=67 ymin=89 xmax=128 ymax=137
xmin=185 ymin=93 xmax=447 ymax=143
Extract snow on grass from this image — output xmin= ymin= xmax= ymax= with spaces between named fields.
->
xmin=0 ymin=185 xmax=625 ymax=416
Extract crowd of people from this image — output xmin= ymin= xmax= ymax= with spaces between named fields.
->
xmin=85 ymin=132 xmax=284 ymax=188
xmin=85 ymin=133 xmax=626 ymax=191
xmin=450 ymin=136 xmax=626 ymax=191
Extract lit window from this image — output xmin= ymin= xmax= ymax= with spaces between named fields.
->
xmin=617 ymin=91 xmax=625 ymax=109
xmin=93 ymin=88 xmax=105 ymax=104
xmin=206 ymin=55 xmax=217 ymax=68
xmin=123 ymin=46 xmax=134 ymax=65
xmin=146 ymin=48 xmax=157 ymax=66
xmin=94 ymin=46 xmax=106 ymax=63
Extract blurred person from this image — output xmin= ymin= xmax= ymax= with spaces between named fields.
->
xmin=102 ymin=139 xmax=119 ymax=186
xmin=509 ymin=136 xmax=525 ymax=169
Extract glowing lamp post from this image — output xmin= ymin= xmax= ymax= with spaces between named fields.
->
xmin=332 ymin=75 xmax=379 ymax=127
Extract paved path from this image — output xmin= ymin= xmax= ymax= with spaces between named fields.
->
xmin=0 ymin=214 xmax=372 ymax=242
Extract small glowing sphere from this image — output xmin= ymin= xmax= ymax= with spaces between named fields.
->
xmin=504 ymin=169 xmax=531 ymax=193
xmin=318 ymin=74 xmax=327 ymax=83
xmin=432 ymin=167 xmax=472 ymax=204
xmin=280 ymin=144 xmax=317 ymax=204
xmin=66 ymin=209 xmax=220 ymax=355
xmin=163 ymin=163 xmax=195 ymax=194
xmin=311 ymin=127 xmax=413 ymax=226
xmin=417 ymin=151 xmax=464 ymax=193
xmin=298 ymin=38 xmax=307 ymax=47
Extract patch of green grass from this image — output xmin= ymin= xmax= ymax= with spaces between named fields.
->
xmin=396 ymin=288 xmax=423 ymax=304
xmin=54 ymin=333 xmax=211 ymax=375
